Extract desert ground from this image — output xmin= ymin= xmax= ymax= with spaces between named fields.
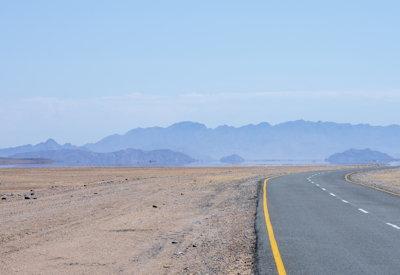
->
xmin=1 ymin=166 xmax=340 ymax=274
xmin=352 ymin=167 xmax=400 ymax=195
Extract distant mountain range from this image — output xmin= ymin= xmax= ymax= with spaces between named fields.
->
xmin=1 ymin=120 xmax=400 ymax=165
xmin=0 ymin=138 xmax=195 ymax=166
xmin=84 ymin=120 xmax=400 ymax=160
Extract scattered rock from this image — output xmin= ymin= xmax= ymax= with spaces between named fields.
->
xmin=152 ymin=205 xmax=158 ymax=208
xmin=192 ymin=244 xmax=197 ymax=247
xmin=1 ymin=197 xmax=6 ymax=201
xmin=171 ymin=241 xmax=178 ymax=244
xmin=24 ymin=195 xmax=31 ymax=200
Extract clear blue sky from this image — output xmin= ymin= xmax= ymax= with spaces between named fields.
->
xmin=1 ymin=1 xmax=399 ymax=147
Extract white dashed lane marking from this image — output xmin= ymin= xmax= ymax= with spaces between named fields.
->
xmin=308 ymin=173 xmax=400 ymax=232
xmin=386 ymin=223 xmax=400 ymax=230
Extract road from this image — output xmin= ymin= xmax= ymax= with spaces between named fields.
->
xmin=256 ymin=169 xmax=400 ymax=274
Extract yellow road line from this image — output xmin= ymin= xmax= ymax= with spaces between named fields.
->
xmin=263 ymin=178 xmax=287 ymax=275
xmin=345 ymin=172 xmax=400 ymax=197
xmin=344 ymin=172 xmax=355 ymax=182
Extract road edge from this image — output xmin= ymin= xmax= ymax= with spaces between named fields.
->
xmin=262 ymin=178 xmax=287 ymax=275
xmin=254 ymin=178 xmax=277 ymax=275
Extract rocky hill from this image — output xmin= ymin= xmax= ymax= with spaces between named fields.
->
xmin=326 ymin=149 xmax=395 ymax=164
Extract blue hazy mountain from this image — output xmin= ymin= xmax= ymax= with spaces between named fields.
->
xmin=326 ymin=149 xmax=395 ymax=164
xmin=0 ymin=139 xmax=78 ymax=157
xmin=84 ymin=120 xmax=400 ymax=160
xmin=220 ymin=154 xmax=245 ymax=164
xmin=2 ymin=120 xmax=400 ymax=163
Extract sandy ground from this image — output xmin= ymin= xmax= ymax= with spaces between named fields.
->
xmin=1 ymin=166 xmax=335 ymax=274
xmin=352 ymin=167 xmax=400 ymax=195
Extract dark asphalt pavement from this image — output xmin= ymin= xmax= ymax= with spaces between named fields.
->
xmin=256 ymin=169 xmax=400 ymax=274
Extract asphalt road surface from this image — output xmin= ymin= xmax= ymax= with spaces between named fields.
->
xmin=256 ymin=169 xmax=400 ymax=275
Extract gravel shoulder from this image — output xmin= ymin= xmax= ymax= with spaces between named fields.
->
xmin=351 ymin=167 xmax=400 ymax=196
xmin=1 ymin=166 xmax=334 ymax=274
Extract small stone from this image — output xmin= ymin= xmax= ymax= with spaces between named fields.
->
xmin=24 ymin=195 xmax=31 ymax=200
xmin=152 ymin=205 xmax=158 ymax=208
xmin=1 ymin=197 xmax=6 ymax=201
xmin=171 ymin=241 xmax=178 ymax=244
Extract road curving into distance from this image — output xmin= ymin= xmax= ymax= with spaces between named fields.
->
xmin=256 ymin=169 xmax=400 ymax=275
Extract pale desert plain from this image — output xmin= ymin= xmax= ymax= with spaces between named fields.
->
xmin=0 ymin=166 xmax=353 ymax=274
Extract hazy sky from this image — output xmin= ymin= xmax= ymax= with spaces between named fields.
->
xmin=1 ymin=1 xmax=399 ymax=147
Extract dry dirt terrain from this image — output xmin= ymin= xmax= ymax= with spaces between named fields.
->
xmin=1 ymin=166 xmax=335 ymax=274
xmin=352 ymin=167 xmax=400 ymax=195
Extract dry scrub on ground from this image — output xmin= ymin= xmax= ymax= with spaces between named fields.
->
xmin=352 ymin=168 xmax=400 ymax=195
